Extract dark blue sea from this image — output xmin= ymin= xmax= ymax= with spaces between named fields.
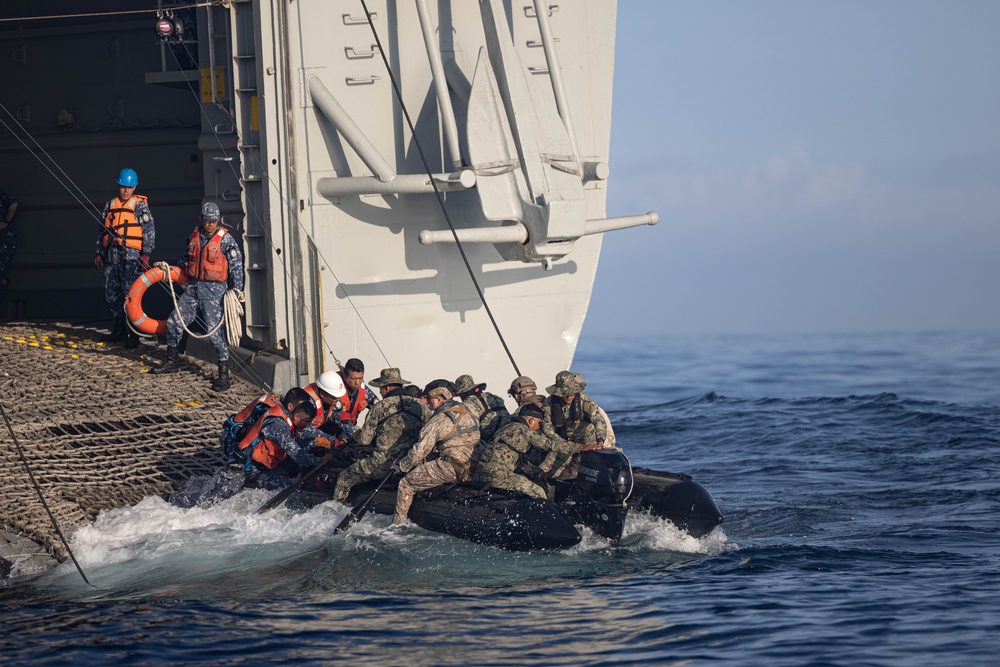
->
xmin=3 ymin=331 xmax=999 ymax=666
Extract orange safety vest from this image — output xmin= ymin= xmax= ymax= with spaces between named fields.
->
xmin=237 ymin=401 xmax=291 ymax=470
xmin=186 ymin=228 xmax=229 ymax=282
xmin=102 ymin=195 xmax=147 ymax=250
xmin=303 ymin=383 xmax=347 ymax=430
xmin=338 ymin=371 xmax=368 ymax=425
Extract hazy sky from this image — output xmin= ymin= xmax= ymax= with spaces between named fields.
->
xmin=585 ymin=0 xmax=1000 ymax=336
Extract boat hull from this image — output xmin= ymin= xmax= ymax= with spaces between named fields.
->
xmin=629 ymin=468 xmax=725 ymax=538
xmin=298 ymin=457 xmax=723 ymax=550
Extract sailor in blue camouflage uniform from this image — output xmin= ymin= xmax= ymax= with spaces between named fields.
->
xmin=151 ymin=201 xmax=244 ymax=392
xmin=0 ymin=190 xmax=19 ymax=300
xmin=95 ymin=168 xmax=155 ymax=347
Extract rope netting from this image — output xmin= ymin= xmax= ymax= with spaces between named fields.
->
xmin=0 ymin=323 xmax=259 ymax=562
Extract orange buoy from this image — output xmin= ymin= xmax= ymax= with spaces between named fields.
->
xmin=125 ymin=265 xmax=187 ymax=335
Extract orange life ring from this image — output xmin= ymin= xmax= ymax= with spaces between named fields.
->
xmin=125 ymin=265 xmax=188 ymax=335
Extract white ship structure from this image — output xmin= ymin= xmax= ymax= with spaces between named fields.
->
xmin=3 ymin=0 xmax=657 ymax=392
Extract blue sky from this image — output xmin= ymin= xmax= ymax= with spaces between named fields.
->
xmin=585 ymin=0 xmax=1000 ymax=336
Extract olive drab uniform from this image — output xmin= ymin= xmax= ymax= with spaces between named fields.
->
xmin=474 ymin=417 xmax=567 ymax=499
xmin=0 ymin=191 xmax=18 ymax=298
xmin=392 ymin=398 xmax=483 ymax=523
xmin=332 ymin=388 xmax=431 ymax=502
xmin=97 ymin=194 xmax=155 ymax=318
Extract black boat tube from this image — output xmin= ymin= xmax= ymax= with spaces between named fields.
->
xmin=628 ymin=467 xmax=724 ymax=538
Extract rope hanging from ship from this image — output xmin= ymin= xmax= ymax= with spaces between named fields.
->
xmin=0 ymin=402 xmax=92 ymax=586
xmin=358 ymin=0 xmax=522 ymax=377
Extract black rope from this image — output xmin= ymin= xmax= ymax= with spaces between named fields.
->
xmin=0 ymin=401 xmax=92 ymax=586
xmin=359 ymin=0 xmax=522 ymax=377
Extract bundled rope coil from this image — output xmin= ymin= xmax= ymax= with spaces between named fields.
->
xmin=155 ymin=261 xmax=245 ymax=347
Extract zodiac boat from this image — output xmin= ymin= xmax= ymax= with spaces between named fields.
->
xmin=297 ymin=449 xmax=724 ymax=551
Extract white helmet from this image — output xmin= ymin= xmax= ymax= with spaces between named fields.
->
xmin=316 ymin=370 xmax=346 ymax=397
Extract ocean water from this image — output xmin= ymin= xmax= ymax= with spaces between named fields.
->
xmin=3 ymin=331 xmax=999 ymax=666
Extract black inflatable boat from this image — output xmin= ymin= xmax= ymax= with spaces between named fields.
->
xmin=298 ymin=449 xmax=723 ymax=551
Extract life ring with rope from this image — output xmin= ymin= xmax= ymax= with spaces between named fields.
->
xmin=124 ymin=265 xmax=188 ymax=335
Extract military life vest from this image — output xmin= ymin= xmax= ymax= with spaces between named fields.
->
xmin=338 ymin=373 xmax=369 ymax=425
xmin=549 ymin=395 xmax=584 ymax=439
xmin=303 ymin=382 xmax=346 ymax=429
xmin=102 ymin=195 xmax=147 ymax=250
xmin=185 ymin=228 xmax=229 ymax=283
xmin=236 ymin=402 xmax=292 ymax=470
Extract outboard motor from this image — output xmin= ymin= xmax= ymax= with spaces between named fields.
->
xmin=571 ymin=448 xmax=634 ymax=542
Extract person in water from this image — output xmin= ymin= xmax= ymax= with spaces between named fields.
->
xmin=331 ymin=367 xmax=430 ymax=503
xmin=391 ymin=382 xmax=482 ymax=525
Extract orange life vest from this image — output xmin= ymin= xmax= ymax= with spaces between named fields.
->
xmin=186 ymin=228 xmax=230 ymax=282
xmin=102 ymin=195 xmax=147 ymax=250
xmin=338 ymin=371 xmax=368 ymax=425
xmin=303 ymin=383 xmax=347 ymax=429
xmin=237 ymin=400 xmax=291 ymax=470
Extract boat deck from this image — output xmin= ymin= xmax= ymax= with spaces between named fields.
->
xmin=0 ymin=322 xmax=259 ymax=572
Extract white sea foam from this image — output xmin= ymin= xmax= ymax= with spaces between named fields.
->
xmin=67 ymin=491 xmax=350 ymax=572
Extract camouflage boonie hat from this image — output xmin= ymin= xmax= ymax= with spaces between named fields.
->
xmin=369 ymin=367 xmax=409 ymax=387
xmin=546 ymin=370 xmax=586 ymax=396
xmin=454 ymin=374 xmax=487 ymax=394
xmin=509 ymin=375 xmax=537 ymax=394
xmin=201 ymin=201 xmax=221 ymax=221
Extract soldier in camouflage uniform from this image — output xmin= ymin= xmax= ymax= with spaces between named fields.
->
xmin=332 ymin=368 xmax=430 ymax=502
xmin=0 ymin=190 xmax=19 ymax=300
xmin=95 ymin=168 xmax=155 ymax=347
xmin=459 ymin=373 xmax=511 ymax=471
xmin=473 ymin=402 xmax=564 ymax=499
xmin=391 ymin=383 xmax=483 ymax=524
xmin=542 ymin=371 xmax=607 ymax=479
xmin=508 ymin=375 xmax=539 ymax=412
xmin=151 ymin=202 xmax=244 ymax=392
xmin=571 ymin=372 xmax=616 ymax=449
xmin=508 ymin=375 xmax=577 ymax=466
xmin=543 ymin=370 xmax=608 ymax=447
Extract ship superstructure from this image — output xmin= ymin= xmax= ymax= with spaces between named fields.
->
xmin=1 ymin=0 xmax=656 ymax=392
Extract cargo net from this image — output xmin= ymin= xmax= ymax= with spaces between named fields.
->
xmin=0 ymin=323 xmax=260 ymax=563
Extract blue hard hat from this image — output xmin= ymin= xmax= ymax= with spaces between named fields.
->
xmin=117 ymin=168 xmax=138 ymax=187
xmin=201 ymin=201 xmax=221 ymax=221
